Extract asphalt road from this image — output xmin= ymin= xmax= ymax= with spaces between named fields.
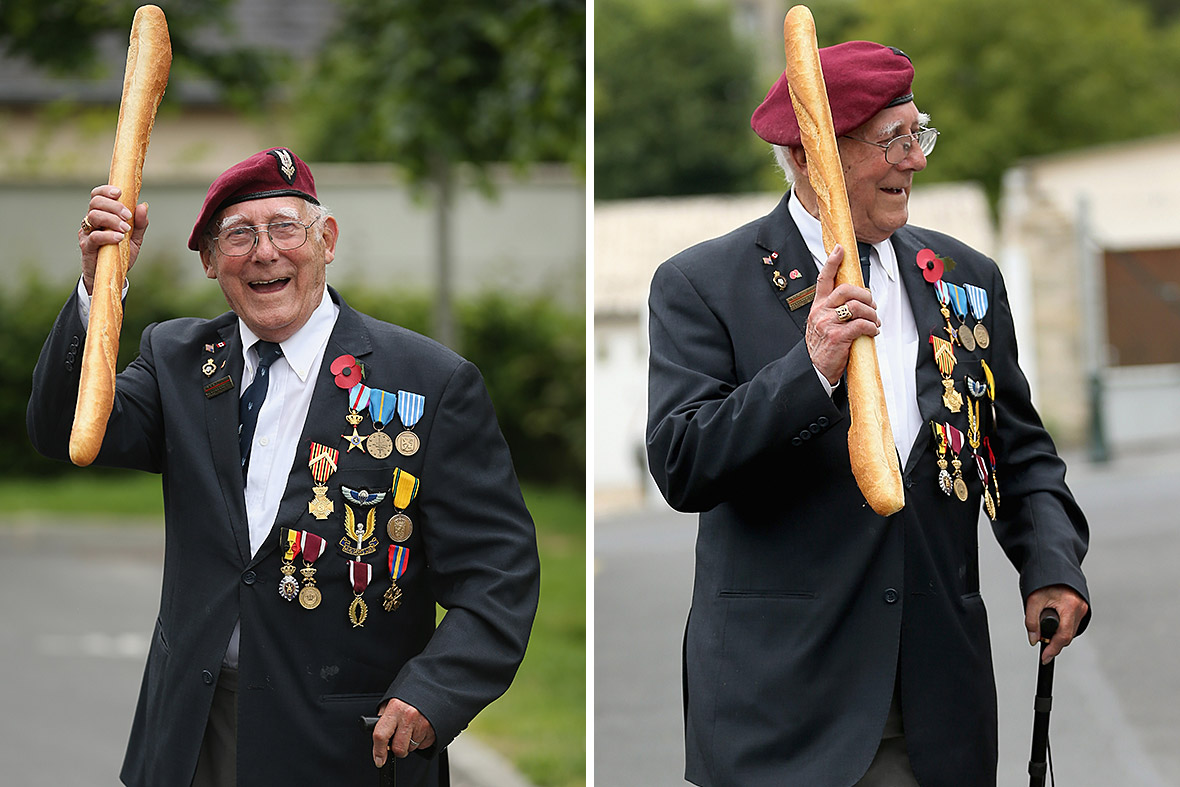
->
xmin=595 ymin=448 xmax=1180 ymax=786
xmin=0 ymin=516 xmax=523 ymax=787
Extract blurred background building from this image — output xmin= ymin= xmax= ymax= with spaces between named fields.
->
xmin=594 ymin=0 xmax=1180 ymax=510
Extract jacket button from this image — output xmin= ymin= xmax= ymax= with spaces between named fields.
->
xmin=904 ymin=474 xmax=914 ymax=489
xmin=791 ymin=437 xmax=802 ymax=447
xmin=884 ymin=588 xmax=899 ymax=604
xmin=65 ymin=361 xmax=74 ymax=372
xmin=799 ymin=430 xmax=811 ymax=441
xmin=809 ymin=423 xmax=821 ymax=434
xmin=817 ymin=416 xmax=829 ymax=427
xmin=70 ymin=336 xmax=80 ymax=348
xmin=242 ymin=570 xmax=257 ymax=585
xmin=202 ymin=670 xmax=214 ymax=685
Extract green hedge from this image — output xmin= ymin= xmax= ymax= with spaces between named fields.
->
xmin=3 ymin=260 xmax=584 ymax=488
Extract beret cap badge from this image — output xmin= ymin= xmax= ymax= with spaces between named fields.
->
xmin=269 ymin=148 xmax=298 ymax=185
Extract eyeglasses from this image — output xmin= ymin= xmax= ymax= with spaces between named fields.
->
xmin=213 ymin=218 xmax=320 ymax=257
xmin=843 ymin=127 xmax=939 ymax=165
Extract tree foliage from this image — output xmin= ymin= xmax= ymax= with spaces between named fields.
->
xmin=0 ymin=0 xmax=286 ymax=111
xmin=841 ymin=0 xmax=1180 ymax=200
xmin=299 ymin=0 xmax=585 ymax=178
xmin=595 ymin=0 xmax=767 ymax=199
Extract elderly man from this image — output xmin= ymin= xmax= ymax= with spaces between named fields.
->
xmin=28 ymin=148 xmax=540 ymax=786
xmin=646 ymin=42 xmax=1090 ymax=786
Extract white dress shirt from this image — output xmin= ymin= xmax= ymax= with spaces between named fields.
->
xmin=787 ymin=190 xmax=923 ymax=460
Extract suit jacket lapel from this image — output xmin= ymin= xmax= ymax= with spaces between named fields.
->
xmin=755 ymin=193 xmax=818 ymax=338
xmin=247 ymin=288 xmax=375 ymax=568
xmin=892 ymin=227 xmax=951 ymax=474
xmin=203 ymin=317 xmax=252 ymax=564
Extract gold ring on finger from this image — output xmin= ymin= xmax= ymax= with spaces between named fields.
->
xmin=835 ymin=304 xmax=853 ymax=323
xmin=81 ymin=216 xmax=95 ymax=233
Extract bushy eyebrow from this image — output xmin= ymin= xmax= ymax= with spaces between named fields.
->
xmin=216 ymin=206 xmax=302 ymax=232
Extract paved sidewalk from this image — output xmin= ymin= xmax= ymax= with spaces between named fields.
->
xmin=0 ymin=517 xmax=533 ymax=787
xmin=595 ymin=445 xmax=1180 ymax=785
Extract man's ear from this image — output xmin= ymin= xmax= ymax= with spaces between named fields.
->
xmin=200 ymin=248 xmax=218 ymax=279
xmin=789 ymin=146 xmax=809 ymax=179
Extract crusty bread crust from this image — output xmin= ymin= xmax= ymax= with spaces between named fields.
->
xmin=70 ymin=5 xmax=171 ymax=466
xmin=782 ymin=5 xmax=905 ymax=515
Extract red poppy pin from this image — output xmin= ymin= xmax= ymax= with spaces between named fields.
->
xmin=916 ymin=248 xmax=956 ymax=283
xmin=330 ymin=354 xmax=363 ymax=389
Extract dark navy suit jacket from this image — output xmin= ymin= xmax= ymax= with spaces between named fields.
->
xmin=29 ymin=287 xmax=540 ymax=787
xmin=647 ymin=194 xmax=1089 ymax=787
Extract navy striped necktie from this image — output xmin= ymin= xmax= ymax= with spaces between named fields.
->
xmin=856 ymin=242 xmax=873 ymax=287
xmin=239 ymin=341 xmax=283 ymax=483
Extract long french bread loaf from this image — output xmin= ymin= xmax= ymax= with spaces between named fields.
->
xmin=782 ymin=5 xmax=905 ymax=515
xmin=70 ymin=5 xmax=171 ymax=466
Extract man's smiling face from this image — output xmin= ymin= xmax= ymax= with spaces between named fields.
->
xmin=200 ymin=196 xmax=338 ymax=343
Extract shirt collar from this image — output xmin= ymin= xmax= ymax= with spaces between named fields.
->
xmin=787 ymin=187 xmax=899 ymax=283
xmin=238 ymin=286 xmax=339 ymax=383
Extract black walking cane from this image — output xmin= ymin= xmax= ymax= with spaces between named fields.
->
xmin=361 ymin=715 xmax=396 ymax=787
xmin=1028 ymin=607 xmax=1060 ymax=787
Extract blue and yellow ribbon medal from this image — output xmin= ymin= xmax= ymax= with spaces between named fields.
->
xmin=947 ymin=283 xmax=976 ymax=351
xmin=365 ymin=389 xmax=397 ymax=459
xmin=384 ymin=545 xmax=410 ymax=611
xmin=387 ymin=468 xmax=420 ymax=542
xmin=933 ymin=280 xmax=959 ymax=346
xmin=965 ymin=283 xmax=990 ymax=348
xmin=395 ymin=390 xmax=425 ymax=456
xmin=342 ymin=383 xmax=371 ymax=453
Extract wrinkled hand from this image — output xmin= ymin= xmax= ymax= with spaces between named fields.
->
xmin=1025 ymin=584 xmax=1089 ymax=664
xmin=372 ymin=698 xmax=437 ymax=767
xmin=805 ymin=244 xmax=880 ymax=385
xmin=80 ymin=185 xmax=149 ymax=295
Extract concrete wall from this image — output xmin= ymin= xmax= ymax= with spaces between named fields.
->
xmin=2 ymin=163 xmax=585 ymax=307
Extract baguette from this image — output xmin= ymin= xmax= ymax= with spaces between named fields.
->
xmin=70 ymin=5 xmax=171 ymax=466
xmin=782 ymin=5 xmax=905 ymax=515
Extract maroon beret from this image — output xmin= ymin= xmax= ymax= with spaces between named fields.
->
xmin=751 ymin=41 xmax=914 ymax=147
xmin=187 ymin=147 xmax=320 ymax=250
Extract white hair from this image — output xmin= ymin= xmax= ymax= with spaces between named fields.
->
xmin=771 ymin=110 xmax=932 ymax=185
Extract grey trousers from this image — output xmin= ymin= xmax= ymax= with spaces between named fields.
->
xmin=191 ymin=667 xmax=237 ymax=787
xmin=853 ymin=681 xmax=920 ymax=787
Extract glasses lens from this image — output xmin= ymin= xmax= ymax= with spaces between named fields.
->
xmin=219 ymin=228 xmax=256 ymax=256
xmin=885 ymin=136 xmax=912 ymax=165
xmin=269 ymin=221 xmax=307 ymax=250
xmin=919 ymin=128 xmax=938 ymax=156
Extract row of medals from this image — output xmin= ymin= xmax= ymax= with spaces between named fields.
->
xmin=278 ymin=515 xmax=406 ymax=626
xmin=344 ymin=409 xmax=419 ymax=460
xmin=932 ymin=296 xmax=999 ymax=519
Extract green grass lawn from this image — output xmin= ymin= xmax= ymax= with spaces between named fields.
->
xmin=0 ymin=471 xmax=586 ymax=786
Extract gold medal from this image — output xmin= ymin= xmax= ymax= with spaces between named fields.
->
xmin=395 ymin=430 xmax=420 ymax=456
xmin=349 ymin=595 xmax=368 ymax=627
xmin=298 ymin=584 xmax=322 ymax=610
xmin=941 ymin=379 xmax=963 ymax=413
xmin=297 ymin=532 xmax=326 ymax=610
xmin=984 ymin=488 xmax=996 ymax=520
xmin=308 ymin=484 xmax=334 ymax=520
xmin=953 ymin=475 xmax=969 ymax=502
xmin=387 ymin=513 xmax=413 ymax=542
xmin=308 ymin=444 xmax=339 ymax=519
xmin=957 ymin=322 xmax=976 ymax=352
xmin=383 ymin=582 xmax=403 ymax=612
xmin=367 ymin=429 xmax=394 ymax=460
xmin=202 ymin=358 xmax=216 ymax=377
xmin=348 ymin=560 xmax=373 ymax=627
xmin=974 ymin=322 xmax=990 ymax=348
